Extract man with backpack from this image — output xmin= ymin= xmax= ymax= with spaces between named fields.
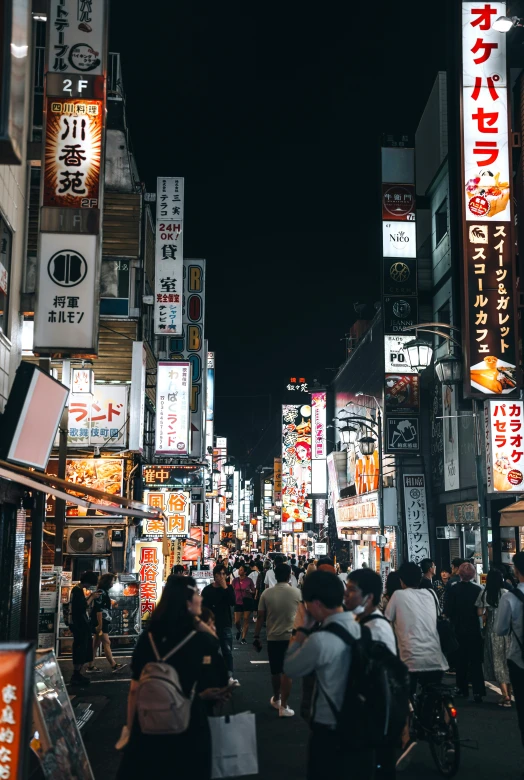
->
xmin=283 ymin=571 xmax=374 ymax=778
xmin=345 ymin=568 xmax=399 ymax=779
xmin=496 ymin=551 xmax=524 ymax=749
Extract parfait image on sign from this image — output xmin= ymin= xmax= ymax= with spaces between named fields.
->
xmin=470 ymin=355 xmax=516 ymax=395
xmin=466 ymin=170 xmax=510 ymax=219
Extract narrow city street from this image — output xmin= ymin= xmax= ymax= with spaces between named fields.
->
xmin=60 ymin=635 xmax=524 ymax=779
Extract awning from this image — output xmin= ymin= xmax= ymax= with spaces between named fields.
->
xmin=499 ymin=499 xmax=524 ymax=527
xmin=0 ymin=459 xmax=162 ymax=521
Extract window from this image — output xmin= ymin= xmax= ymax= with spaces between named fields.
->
xmin=435 ymin=198 xmax=448 ymax=245
xmin=436 ymin=301 xmax=451 ymax=346
xmin=99 ymin=257 xmax=130 ymax=316
xmin=0 ymin=214 xmax=13 ymax=336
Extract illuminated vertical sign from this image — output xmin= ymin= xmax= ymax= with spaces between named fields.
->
xmin=155 ymin=361 xmax=191 ymax=455
xmin=34 ymin=1 xmax=108 ymax=354
xmin=485 ymin=399 xmax=524 ymax=492
xmin=155 ymin=177 xmax=184 ymax=336
xmin=311 ymin=391 xmax=327 ymax=496
xmin=461 ymin=2 xmax=520 ymax=396
xmin=281 ymin=404 xmax=312 ymax=525
xmin=168 ymin=258 xmax=206 ymax=457
xmin=134 ymin=541 xmax=164 ymax=623
xmin=205 ymin=348 xmax=215 ymax=464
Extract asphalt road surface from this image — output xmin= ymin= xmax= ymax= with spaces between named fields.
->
xmin=60 ymin=632 xmax=524 ymax=779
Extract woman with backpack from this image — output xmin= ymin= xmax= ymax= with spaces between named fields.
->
xmin=116 ymin=575 xmax=231 ymax=780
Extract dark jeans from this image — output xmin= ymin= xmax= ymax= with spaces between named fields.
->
xmin=219 ymin=627 xmax=233 ymax=675
xmin=508 ymin=660 xmax=524 ymax=748
xmin=455 ymin=636 xmax=485 ymax=697
xmin=307 ymin=723 xmax=375 ymax=780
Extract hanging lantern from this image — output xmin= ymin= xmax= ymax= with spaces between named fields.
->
xmin=403 ymin=338 xmax=433 ymax=372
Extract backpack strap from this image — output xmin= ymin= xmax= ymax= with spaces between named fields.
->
xmin=148 ymin=630 xmax=197 ymax=662
xmin=359 ymin=613 xmax=390 ymax=626
xmin=321 ymin=621 xmax=371 ymax=647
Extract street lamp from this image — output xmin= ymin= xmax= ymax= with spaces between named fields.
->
xmin=493 ymin=15 xmax=522 ymax=31
xmin=403 ymin=338 xmax=433 ymax=373
xmin=224 ymin=459 xmax=235 ymax=476
xmin=434 ymin=354 xmax=462 ymax=386
xmin=358 ymin=436 xmax=376 ymax=456
xmin=339 ymin=424 xmax=358 ymax=445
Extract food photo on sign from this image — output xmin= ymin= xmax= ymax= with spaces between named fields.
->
xmin=385 ymin=374 xmax=420 ymax=413
xmin=485 ymin=400 xmax=524 ymax=492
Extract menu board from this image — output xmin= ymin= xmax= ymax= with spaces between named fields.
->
xmin=46 ymin=458 xmax=124 ymax=518
xmin=32 ymin=649 xmax=94 ymax=779
xmin=107 ymin=578 xmax=140 ymax=636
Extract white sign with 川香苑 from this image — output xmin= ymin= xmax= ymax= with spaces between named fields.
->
xmin=48 ymin=0 xmax=107 ymax=75
xmin=34 ymin=232 xmax=99 ymax=353
xmin=462 ymin=2 xmax=510 ymax=222
xmin=403 ymin=474 xmax=430 ymax=563
xmin=154 ymin=177 xmax=184 ymax=335
xmin=485 ymin=399 xmax=524 ymax=492
xmin=155 ymin=361 xmax=191 ymax=455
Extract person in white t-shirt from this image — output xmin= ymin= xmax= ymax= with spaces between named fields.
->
xmin=385 ymin=561 xmax=448 ymax=694
xmin=265 ymin=555 xmax=298 ymax=588
xmin=338 ymin=562 xmax=350 ymax=588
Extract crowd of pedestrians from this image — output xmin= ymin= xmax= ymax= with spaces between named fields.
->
xmin=68 ymin=549 xmax=524 ymax=778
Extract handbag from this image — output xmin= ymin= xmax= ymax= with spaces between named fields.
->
xmin=429 ymin=589 xmax=459 ymax=659
xmin=208 ymin=711 xmax=258 ymax=778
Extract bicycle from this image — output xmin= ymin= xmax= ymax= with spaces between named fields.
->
xmin=410 ymin=683 xmax=460 ymax=777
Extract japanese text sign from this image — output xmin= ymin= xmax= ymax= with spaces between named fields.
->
xmin=382 ymin=184 xmax=415 ymax=221
xmin=34 ymin=232 xmax=98 ymax=353
xmin=462 ymin=2 xmax=510 ymax=222
xmin=155 ymin=362 xmax=191 ymax=455
xmin=134 ymin=541 xmax=164 ymax=623
xmin=465 ymin=223 xmax=518 ymax=394
xmin=403 ymin=474 xmax=430 ymax=562
xmin=43 ymin=98 xmax=103 ymax=210
xmin=485 ymin=399 xmax=524 ymax=492
xmin=154 ymin=178 xmax=184 ymax=336
xmin=311 ymin=392 xmax=327 ymax=460
xmin=281 ymin=404 xmax=312 ymax=525
xmin=143 ymin=490 xmax=190 ymax=538
xmin=0 ymin=643 xmax=34 ymax=780
xmin=48 ymin=0 xmax=107 ymax=75
xmin=67 ymin=384 xmax=128 ymax=447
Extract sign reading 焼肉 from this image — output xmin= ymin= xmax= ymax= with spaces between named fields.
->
xmin=403 ymin=474 xmax=430 ymax=562
xmin=154 ymin=177 xmax=184 ymax=336
xmin=485 ymin=399 xmax=524 ymax=492
xmin=155 ymin=361 xmax=191 ymax=455
xmin=461 ymin=2 xmax=520 ymax=396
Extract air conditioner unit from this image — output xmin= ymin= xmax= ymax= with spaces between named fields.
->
xmin=436 ymin=526 xmax=460 ymax=540
xmin=67 ymin=528 xmax=108 ymax=555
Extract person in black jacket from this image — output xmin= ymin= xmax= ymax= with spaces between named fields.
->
xmin=201 ymin=565 xmax=237 ymax=685
xmin=117 ymin=575 xmax=230 ymax=780
xmin=70 ymin=570 xmax=100 ymax=686
xmin=445 ymin=561 xmax=486 ymax=701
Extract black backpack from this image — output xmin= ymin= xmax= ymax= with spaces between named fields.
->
xmin=319 ymin=620 xmax=410 ymax=749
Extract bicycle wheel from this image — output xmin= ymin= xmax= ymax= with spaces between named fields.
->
xmin=428 ymin=700 xmax=460 ymax=778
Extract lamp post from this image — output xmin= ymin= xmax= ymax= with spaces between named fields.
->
xmin=401 ymin=322 xmax=489 ymax=573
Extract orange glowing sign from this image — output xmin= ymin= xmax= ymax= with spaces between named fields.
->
xmin=43 ymin=98 xmax=103 ymax=209
xmin=0 ymin=643 xmax=33 ymax=780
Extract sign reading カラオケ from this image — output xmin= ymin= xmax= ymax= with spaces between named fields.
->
xmin=461 ymin=2 xmax=520 ymax=397
xmin=154 ymin=178 xmax=184 ymax=336
xmin=155 ymin=361 xmax=191 ymax=455
xmin=485 ymin=399 xmax=524 ymax=492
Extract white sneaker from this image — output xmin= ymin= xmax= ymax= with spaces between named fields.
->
xmin=279 ymin=705 xmax=295 ymax=718
xmin=270 ymin=696 xmax=281 ymax=710
xmin=228 ymin=677 xmax=241 ymax=688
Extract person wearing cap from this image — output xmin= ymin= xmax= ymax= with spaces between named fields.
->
xmin=445 ymin=561 xmax=485 ymax=702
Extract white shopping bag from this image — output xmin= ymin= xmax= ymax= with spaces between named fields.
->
xmin=208 ymin=711 xmax=258 ymax=778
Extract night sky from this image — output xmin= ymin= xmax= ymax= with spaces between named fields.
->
xmin=110 ymin=1 xmax=447 ymax=461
